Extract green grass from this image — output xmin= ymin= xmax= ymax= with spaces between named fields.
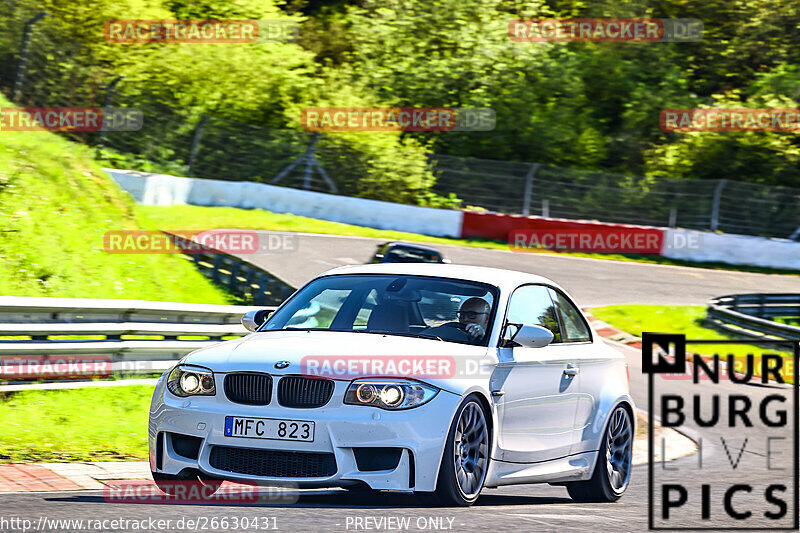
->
xmin=136 ymin=205 xmax=799 ymax=276
xmin=0 ymin=386 xmax=153 ymax=462
xmin=0 ymin=92 xmax=230 ymax=304
xmin=592 ymin=304 xmax=795 ymax=382
xmin=591 ymin=305 xmax=726 ymax=340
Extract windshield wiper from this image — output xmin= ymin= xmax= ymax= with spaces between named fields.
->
xmin=259 ymin=327 xmax=314 ymax=332
xmin=259 ymin=327 xmax=446 ymax=341
xmin=357 ymin=330 xmax=446 ymax=341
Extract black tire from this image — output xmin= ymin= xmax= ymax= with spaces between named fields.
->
xmin=566 ymin=405 xmax=633 ymax=502
xmin=151 ymin=470 xmax=222 ymax=497
xmin=417 ymin=395 xmax=490 ymax=507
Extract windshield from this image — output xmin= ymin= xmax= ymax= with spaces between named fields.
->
xmin=262 ymin=274 xmax=498 ymax=346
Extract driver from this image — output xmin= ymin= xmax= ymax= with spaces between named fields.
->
xmin=458 ymin=297 xmax=490 ymax=342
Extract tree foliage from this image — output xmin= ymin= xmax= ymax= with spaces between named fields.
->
xmin=0 ymin=0 xmax=797 ymax=194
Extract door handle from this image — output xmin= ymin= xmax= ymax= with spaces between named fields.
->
xmin=563 ymin=364 xmax=579 ymax=377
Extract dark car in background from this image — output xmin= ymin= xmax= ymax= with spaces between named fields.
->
xmin=370 ymin=242 xmax=450 ymax=264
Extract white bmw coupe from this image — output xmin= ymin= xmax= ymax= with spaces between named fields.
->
xmin=149 ymin=263 xmax=634 ymax=506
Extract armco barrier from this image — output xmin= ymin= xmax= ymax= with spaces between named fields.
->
xmin=182 ymin=246 xmax=295 ymax=306
xmin=707 ymin=294 xmax=800 ymax=341
xmin=0 ymin=297 xmax=278 ymax=382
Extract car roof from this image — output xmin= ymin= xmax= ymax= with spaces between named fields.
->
xmin=320 ymin=263 xmax=561 ymax=292
xmin=382 ymin=242 xmax=443 ymax=253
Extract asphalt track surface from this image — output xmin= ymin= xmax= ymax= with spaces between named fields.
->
xmin=2 ymin=231 xmax=798 ymax=532
xmin=243 ymin=231 xmax=799 ymax=307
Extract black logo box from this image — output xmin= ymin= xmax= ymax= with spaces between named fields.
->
xmin=643 ymin=333 xmax=800 ymax=531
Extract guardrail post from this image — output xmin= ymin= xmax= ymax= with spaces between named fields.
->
xmin=521 ymin=163 xmax=540 ymax=216
xmin=256 ymin=273 xmax=270 ymax=305
xmin=228 ymin=261 xmax=240 ymax=292
xmin=668 ymin=207 xmax=677 ymax=228
xmin=210 ymin=253 xmax=223 ymax=283
xmin=188 ymin=115 xmax=208 ymax=176
xmin=710 ymin=179 xmax=727 ymax=231
xmin=96 ymin=75 xmax=123 ymax=156
xmin=272 ymin=133 xmax=337 ymax=193
xmin=13 ymin=11 xmax=47 ymax=101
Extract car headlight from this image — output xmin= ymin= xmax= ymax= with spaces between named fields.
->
xmin=167 ymin=365 xmax=216 ymax=397
xmin=344 ymin=379 xmax=438 ymax=410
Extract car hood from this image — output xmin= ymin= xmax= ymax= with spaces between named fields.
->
xmin=182 ymin=330 xmax=494 ymax=393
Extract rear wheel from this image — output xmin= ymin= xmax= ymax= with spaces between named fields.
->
xmin=151 ymin=470 xmax=222 ymax=497
xmin=566 ymin=405 xmax=633 ymax=502
xmin=417 ymin=396 xmax=490 ymax=507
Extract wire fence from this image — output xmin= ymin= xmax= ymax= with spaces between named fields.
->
xmin=1 ymin=6 xmax=799 ymax=239
xmin=430 ymin=155 xmax=800 ymax=237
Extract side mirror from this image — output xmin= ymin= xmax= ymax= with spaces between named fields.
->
xmin=503 ymin=323 xmax=554 ymax=348
xmin=242 ymin=309 xmax=272 ymax=332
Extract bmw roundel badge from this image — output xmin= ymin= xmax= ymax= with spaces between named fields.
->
xmin=274 ymin=361 xmax=290 ymax=369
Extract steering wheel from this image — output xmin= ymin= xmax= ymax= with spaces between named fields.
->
xmin=441 ymin=321 xmax=468 ymax=331
xmin=419 ymin=321 xmax=469 ymax=342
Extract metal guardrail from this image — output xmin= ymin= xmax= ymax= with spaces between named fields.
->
xmin=159 ymin=231 xmax=295 ymax=307
xmin=0 ymin=297 xmax=278 ymax=382
xmin=706 ymin=294 xmax=800 ymax=341
xmin=0 ymin=235 xmax=295 ymax=384
xmin=186 ymin=250 xmax=295 ymax=306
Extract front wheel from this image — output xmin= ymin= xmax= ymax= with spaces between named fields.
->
xmin=418 ymin=396 xmax=490 ymax=507
xmin=566 ymin=405 xmax=633 ymax=502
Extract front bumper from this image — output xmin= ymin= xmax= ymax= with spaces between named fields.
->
xmin=148 ymin=374 xmax=460 ymax=492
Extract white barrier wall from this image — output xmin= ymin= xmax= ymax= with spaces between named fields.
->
xmin=663 ymin=228 xmax=800 ymax=270
xmin=104 ymin=169 xmax=464 ymax=238
xmin=105 ymin=170 xmax=193 ymax=205
xmin=105 ymin=169 xmax=800 ymax=270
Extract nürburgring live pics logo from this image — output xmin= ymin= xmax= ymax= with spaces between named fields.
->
xmin=643 ymin=333 xmax=799 ymax=530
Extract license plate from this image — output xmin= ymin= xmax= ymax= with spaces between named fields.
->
xmin=224 ymin=416 xmax=314 ymax=442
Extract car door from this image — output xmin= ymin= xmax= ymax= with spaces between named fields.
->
xmin=492 ymin=284 xmax=581 ymax=463
xmin=548 ymin=288 xmax=610 ymax=456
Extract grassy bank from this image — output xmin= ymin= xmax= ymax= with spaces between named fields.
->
xmin=0 ymin=386 xmax=153 ymax=462
xmin=0 ymin=93 xmax=230 ymax=304
xmin=592 ymin=304 xmax=795 ymax=382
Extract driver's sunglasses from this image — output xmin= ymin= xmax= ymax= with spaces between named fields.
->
xmin=457 ymin=311 xmax=489 ymax=319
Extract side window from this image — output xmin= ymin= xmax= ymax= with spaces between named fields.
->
xmin=549 ymin=289 xmax=591 ymax=343
xmin=506 ymin=285 xmax=562 ymax=343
